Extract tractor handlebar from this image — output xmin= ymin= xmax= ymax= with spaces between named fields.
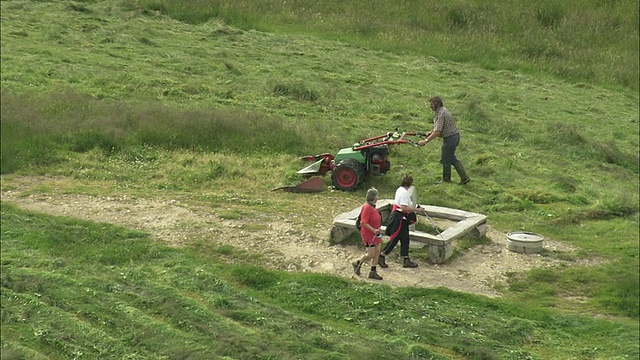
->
xmin=354 ymin=130 xmax=428 ymax=150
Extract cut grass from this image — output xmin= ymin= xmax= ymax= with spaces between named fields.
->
xmin=1 ymin=203 xmax=638 ymax=359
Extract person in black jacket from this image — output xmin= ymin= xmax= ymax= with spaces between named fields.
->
xmin=378 ymin=175 xmax=426 ymax=268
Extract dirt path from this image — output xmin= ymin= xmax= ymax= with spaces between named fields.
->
xmin=1 ymin=176 xmax=591 ymax=298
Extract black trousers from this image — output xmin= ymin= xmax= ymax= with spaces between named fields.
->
xmin=383 ymin=211 xmax=411 ymax=257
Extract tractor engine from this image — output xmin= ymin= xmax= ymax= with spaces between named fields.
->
xmin=368 ymin=147 xmax=391 ymax=176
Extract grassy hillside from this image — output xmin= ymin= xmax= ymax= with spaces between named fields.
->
xmin=1 ymin=0 xmax=639 ymax=359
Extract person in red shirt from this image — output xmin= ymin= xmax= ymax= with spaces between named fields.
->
xmin=352 ymin=187 xmax=384 ymax=280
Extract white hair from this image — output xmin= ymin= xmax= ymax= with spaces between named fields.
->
xmin=366 ymin=187 xmax=379 ymax=202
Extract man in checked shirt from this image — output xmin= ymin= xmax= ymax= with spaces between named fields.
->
xmin=418 ymin=96 xmax=471 ymax=185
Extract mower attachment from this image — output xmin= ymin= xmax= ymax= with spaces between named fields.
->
xmin=297 ymin=153 xmax=335 ymax=176
xmin=271 ymin=176 xmax=323 ymax=193
xmin=297 ymin=159 xmax=324 ymax=175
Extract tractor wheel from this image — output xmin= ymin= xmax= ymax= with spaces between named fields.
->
xmin=331 ymin=159 xmax=365 ymax=191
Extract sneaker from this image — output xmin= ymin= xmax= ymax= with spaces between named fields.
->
xmin=368 ymin=271 xmax=383 ymax=280
xmin=459 ymin=178 xmax=470 ymax=185
xmin=403 ymin=258 xmax=418 ymax=268
xmin=377 ymin=255 xmax=388 ymax=268
xmin=352 ymin=261 xmax=361 ymax=276
xmin=435 ymin=179 xmax=451 ymax=185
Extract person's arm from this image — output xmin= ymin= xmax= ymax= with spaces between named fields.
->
xmin=399 ymin=204 xmax=425 ymax=215
xmin=419 ymin=109 xmax=445 ymax=146
xmin=363 ymin=222 xmax=380 ymax=234
xmin=418 ymin=130 xmax=441 ymax=145
xmin=397 ymin=191 xmax=426 ymax=214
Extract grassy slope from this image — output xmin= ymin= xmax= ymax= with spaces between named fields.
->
xmin=1 ymin=0 xmax=639 ymax=359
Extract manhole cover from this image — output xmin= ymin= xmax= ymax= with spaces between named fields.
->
xmin=506 ymin=231 xmax=544 ymax=254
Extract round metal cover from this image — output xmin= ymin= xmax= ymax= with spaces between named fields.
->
xmin=506 ymin=231 xmax=544 ymax=254
xmin=507 ymin=232 xmax=544 ymax=242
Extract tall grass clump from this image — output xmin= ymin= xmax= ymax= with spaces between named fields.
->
xmin=137 ymin=0 xmax=259 ymax=28
xmin=271 ymin=81 xmax=320 ymax=102
xmin=553 ymin=195 xmax=639 ymax=225
xmin=0 ymin=121 xmax=61 ymax=174
xmin=0 ymin=92 xmax=78 ymax=172
xmin=534 ymin=1 xmax=566 ymax=28
xmin=592 ymin=259 xmax=640 ymax=318
xmin=591 ymin=140 xmax=640 ymax=173
xmin=0 ymin=91 xmax=339 ymax=174
xmin=130 ymin=105 xmax=308 ymax=153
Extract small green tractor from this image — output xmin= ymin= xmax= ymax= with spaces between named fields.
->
xmin=297 ymin=130 xmax=426 ymax=191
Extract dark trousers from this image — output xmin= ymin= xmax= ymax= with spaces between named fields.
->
xmin=383 ymin=212 xmax=411 ymax=257
xmin=440 ymin=133 xmax=460 ymax=168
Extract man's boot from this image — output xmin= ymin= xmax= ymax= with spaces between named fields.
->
xmin=436 ymin=166 xmax=452 ymax=184
xmin=403 ymin=257 xmax=418 ymax=268
xmin=453 ymin=161 xmax=470 ymax=185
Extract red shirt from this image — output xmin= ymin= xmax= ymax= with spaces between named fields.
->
xmin=359 ymin=202 xmax=382 ymax=244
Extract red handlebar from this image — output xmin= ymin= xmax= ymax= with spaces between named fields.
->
xmin=353 ymin=131 xmax=426 ymax=151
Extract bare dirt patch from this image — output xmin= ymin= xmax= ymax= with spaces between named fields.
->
xmin=1 ymin=176 xmax=594 ymax=298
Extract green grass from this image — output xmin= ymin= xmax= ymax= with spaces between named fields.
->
xmin=1 ymin=0 xmax=638 ymax=358
xmin=2 ymin=203 xmax=637 ymax=359
xmin=136 ymin=0 xmax=639 ymax=92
